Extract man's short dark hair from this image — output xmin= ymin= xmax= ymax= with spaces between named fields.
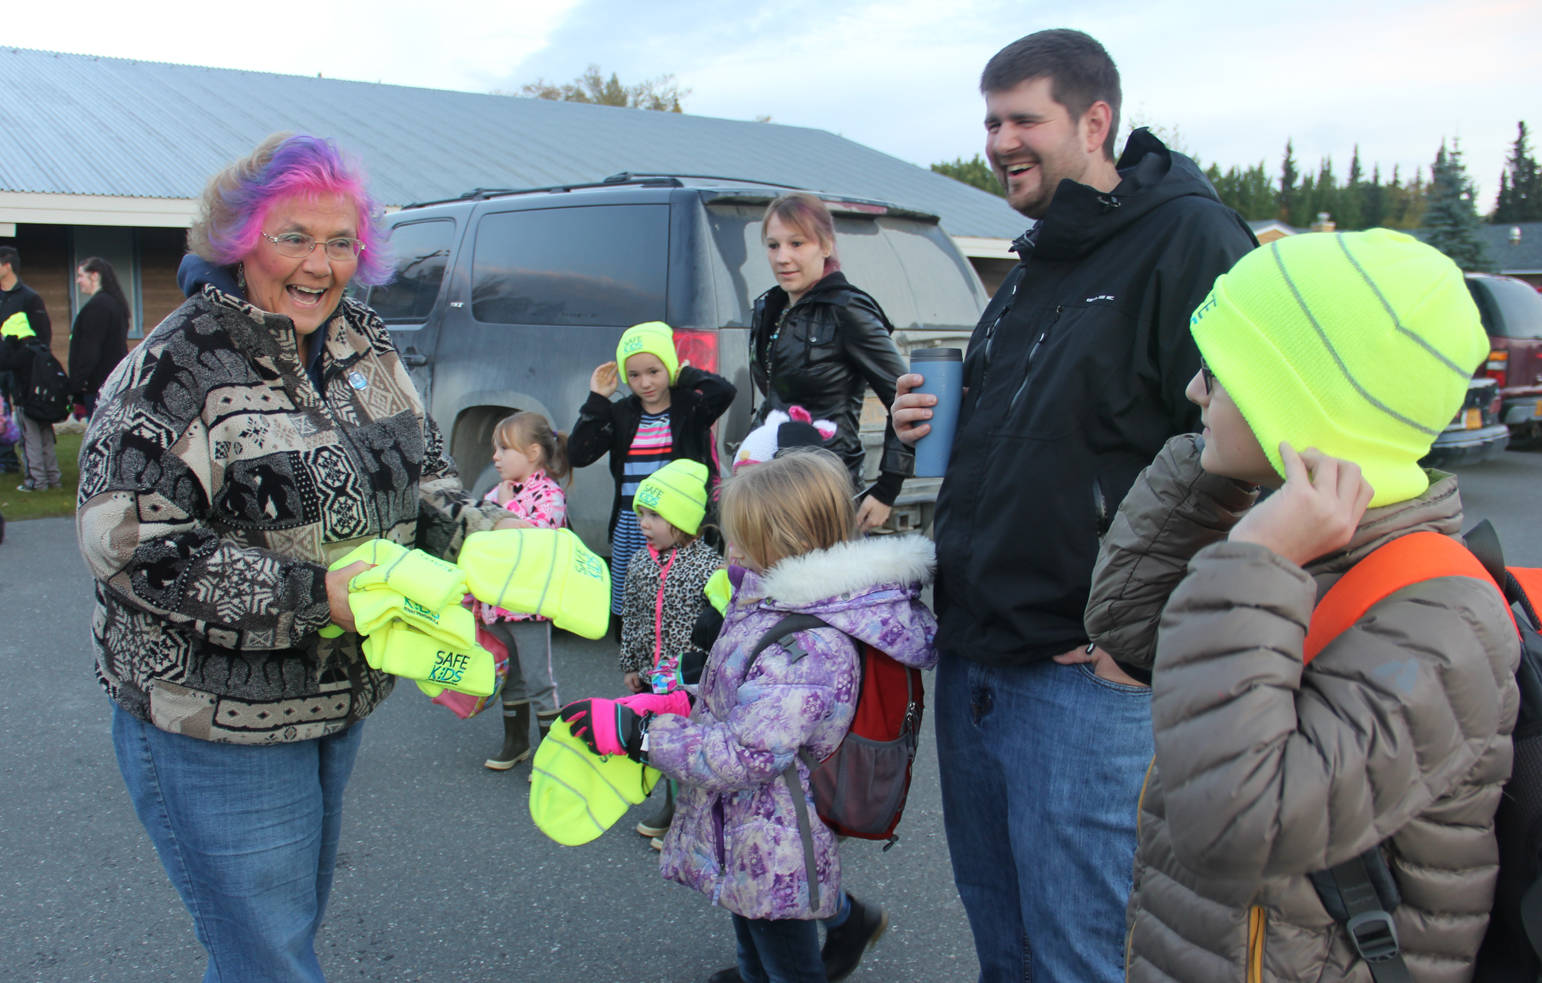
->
xmin=0 ymin=246 xmax=18 ymax=274
xmin=981 ymin=29 xmax=1122 ymax=161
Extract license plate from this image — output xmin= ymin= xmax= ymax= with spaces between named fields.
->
xmin=1465 ymin=408 xmax=1482 ymax=429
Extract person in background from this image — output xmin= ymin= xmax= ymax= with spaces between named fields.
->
xmin=0 ymin=245 xmax=61 ymax=491
xmin=749 ymin=194 xmax=911 ymax=532
xmin=77 ymin=133 xmax=514 ymax=983
xmin=68 ymin=256 xmax=131 ymax=419
xmin=570 ymin=320 xmax=735 ymax=637
xmin=890 ymin=29 xmax=1256 ymax=983
xmin=479 ymin=410 xmax=571 ymax=772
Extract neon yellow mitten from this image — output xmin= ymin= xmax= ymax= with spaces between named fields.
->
xmin=458 ymin=528 xmax=611 ymax=639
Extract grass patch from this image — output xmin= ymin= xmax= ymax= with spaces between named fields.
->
xmin=0 ymin=426 xmax=82 ymax=521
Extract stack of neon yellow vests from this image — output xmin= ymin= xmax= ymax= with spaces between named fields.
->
xmin=326 ymin=529 xmax=613 ymax=700
xmin=328 ymin=539 xmax=494 ymax=697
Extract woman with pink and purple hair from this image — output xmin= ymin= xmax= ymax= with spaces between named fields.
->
xmin=750 ymin=193 xmax=913 ymax=535
xmin=77 ymin=133 xmax=514 ymax=982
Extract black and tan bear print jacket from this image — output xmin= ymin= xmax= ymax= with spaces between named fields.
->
xmin=77 ymin=285 xmax=506 ymax=745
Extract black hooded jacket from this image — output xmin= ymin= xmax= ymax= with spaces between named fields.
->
xmin=933 ymin=129 xmax=1257 ymax=666
xmin=749 ymin=272 xmax=913 ymax=504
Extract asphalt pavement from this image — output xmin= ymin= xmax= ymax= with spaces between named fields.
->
xmin=6 ymin=448 xmax=1541 ymax=983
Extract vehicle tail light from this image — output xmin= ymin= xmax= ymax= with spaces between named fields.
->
xmin=673 ymin=330 xmax=718 ymax=374
xmin=1485 ymin=349 xmax=1509 ymax=386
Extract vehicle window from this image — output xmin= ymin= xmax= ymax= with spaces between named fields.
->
xmin=1472 ymin=276 xmax=1542 ymax=339
xmin=472 ymin=204 xmax=668 ymax=326
xmin=878 ymin=219 xmax=986 ymax=327
xmin=368 ymin=219 xmax=455 ymax=322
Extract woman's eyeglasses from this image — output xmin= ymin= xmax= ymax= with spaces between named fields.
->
xmin=262 ymin=232 xmax=365 ymax=261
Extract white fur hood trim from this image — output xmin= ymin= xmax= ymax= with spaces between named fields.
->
xmin=759 ymin=534 xmax=935 ymax=607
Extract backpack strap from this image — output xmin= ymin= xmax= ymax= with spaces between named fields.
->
xmin=1305 ymin=530 xmax=1510 ymax=978
xmin=748 ymin=612 xmax=850 ymax=916
xmin=1320 ymin=851 xmax=1415 ymax=983
xmin=1303 ymin=531 xmax=1504 ymax=665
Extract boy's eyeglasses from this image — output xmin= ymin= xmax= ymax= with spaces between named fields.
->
xmin=1199 ymin=359 xmax=1216 ymax=395
xmin=262 ymin=231 xmax=365 ymax=261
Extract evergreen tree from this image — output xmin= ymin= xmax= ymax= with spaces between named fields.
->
xmin=1424 ymin=140 xmax=1492 ymax=270
xmin=1311 ymin=156 xmax=1337 ymax=226
xmin=1338 ymin=146 xmax=1364 ymax=230
xmin=930 ymin=155 xmax=1005 ymax=198
xmin=1362 ymin=164 xmax=1386 ymax=228
xmin=1278 ymin=139 xmax=1298 ymax=224
xmin=1494 ymin=121 xmax=1541 ymax=222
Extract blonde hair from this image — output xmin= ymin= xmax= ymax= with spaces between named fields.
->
xmin=493 ymin=411 xmax=570 ymax=482
xmin=720 ymin=449 xmax=855 ymax=571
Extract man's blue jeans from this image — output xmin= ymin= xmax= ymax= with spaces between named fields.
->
xmin=935 ymin=653 xmax=1153 ymax=983
xmin=112 ymin=706 xmax=365 ymax=983
xmin=732 ymin=914 xmax=825 ymax=983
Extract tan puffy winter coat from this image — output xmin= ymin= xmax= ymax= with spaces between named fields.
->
xmin=1085 ymin=435 xmax=1519 ymax=983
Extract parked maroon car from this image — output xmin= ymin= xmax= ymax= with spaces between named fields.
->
xmin=1468 ymin=273 xmax=1542 ymax=446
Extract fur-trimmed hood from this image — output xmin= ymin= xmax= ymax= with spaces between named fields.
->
xmin=739 ymin=534 xmax=937 ymax=668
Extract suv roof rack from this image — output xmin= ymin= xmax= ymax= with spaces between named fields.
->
xmin=401 ymin=172 xmax=814 ymax=210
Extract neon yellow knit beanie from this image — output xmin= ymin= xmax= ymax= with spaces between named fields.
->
xmin=634 ymin=458 xmax=709 ymax=535
xmin=1189 ymin=229 xmax=1488 ymax=506
xmin=616 ymin=321 xmax=680 ymax=385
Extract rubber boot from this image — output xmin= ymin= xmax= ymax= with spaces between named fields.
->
xmin=528 ymin=711 xmax=560 ymax=783
xmin=636 ymin=780 xmax=675 ymax=838
xmin=484 ymin=701 xmax=532 ymax=770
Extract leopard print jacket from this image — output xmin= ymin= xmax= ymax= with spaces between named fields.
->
xmin=618 ymin=536 xmax=724 ymax=679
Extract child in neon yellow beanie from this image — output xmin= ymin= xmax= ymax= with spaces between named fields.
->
xmin=569 ymin=322 xmax=735 ymax=639
xmin=617 ymin=457 xmax=724 ymax=846
xmin=1083 ymin=229 xmax=1520 ymax=982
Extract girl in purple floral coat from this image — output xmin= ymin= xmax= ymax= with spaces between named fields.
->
xmin=647 ymin=450 xmax=938 ymax=982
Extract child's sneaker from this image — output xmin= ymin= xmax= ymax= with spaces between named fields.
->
xmin=650 ymin=835 xmax=663 ymax=852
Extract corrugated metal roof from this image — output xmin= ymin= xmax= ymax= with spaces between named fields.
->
xmin=0 ymin=46 xmax=1027 ymax=239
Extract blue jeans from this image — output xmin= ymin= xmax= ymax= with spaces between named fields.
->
xmin=112 ymin=706 xmax=365 ymax=983
xmin=935 ymin=653 xmax=1152 ymax=983
xmin=732 ymin=914 xmax=825 ymax=983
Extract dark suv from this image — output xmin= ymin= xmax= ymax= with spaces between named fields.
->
xmin=362 ymin=174 xmax=989 ymax=547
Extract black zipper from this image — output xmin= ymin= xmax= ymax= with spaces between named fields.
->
xmin=1008 ymin=305 xmax=1064 ymax=411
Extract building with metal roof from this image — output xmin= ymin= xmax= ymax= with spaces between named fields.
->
xmin=0 ymin=45 xmax=1026 ymax=347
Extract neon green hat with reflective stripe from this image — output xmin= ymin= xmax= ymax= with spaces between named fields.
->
xmin=1190 ymin=229 xmax=1488 ymax=507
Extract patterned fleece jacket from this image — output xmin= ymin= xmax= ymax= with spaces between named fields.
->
xmin=649 ymin=535 xmax=937 ymax=920
xmin=618 ymin=535 xmax=723 ymax=679
xmin=76 ymin=285 xmax=507 ymax=744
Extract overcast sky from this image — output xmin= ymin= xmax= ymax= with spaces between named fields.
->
xmin=16 ymin=0 xmax=1540 ymax=213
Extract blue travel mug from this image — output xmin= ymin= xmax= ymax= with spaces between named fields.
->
xmin=909 ymin=348 xmax=963 ymax=478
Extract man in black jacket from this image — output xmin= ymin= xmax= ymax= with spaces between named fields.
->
xmin=0 ymin=246 xmax=61 ymax=490
xmin=893 ymin=30 xmax=1256 ymax=983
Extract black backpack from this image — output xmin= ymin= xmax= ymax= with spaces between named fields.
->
xmin=20 ymin=343 xmax=71 ymax=424
xmin=1308 ymin=520 xmax=1542 ymax=983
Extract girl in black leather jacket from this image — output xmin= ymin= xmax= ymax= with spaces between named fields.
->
xmin=750 ymin=194 xmax=913 ymax=531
